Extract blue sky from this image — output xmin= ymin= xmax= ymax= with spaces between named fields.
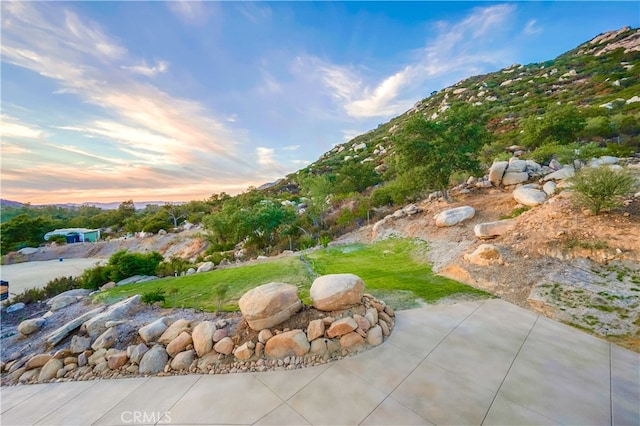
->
xmin=1 ymin=1 xmax=638 ymax=204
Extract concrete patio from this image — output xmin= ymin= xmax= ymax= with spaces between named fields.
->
xmin=2 ymin=299 xmax=638 ymax=425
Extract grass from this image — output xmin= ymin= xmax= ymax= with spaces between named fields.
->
xmin=95 ymin=256 xmax=312 ymax=311
xmin=304 ymin=238 xmax=489 ymax=304
xmin=95 ymin=238 xmax=489 ymax=312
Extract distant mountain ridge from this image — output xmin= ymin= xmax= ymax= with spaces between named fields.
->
xmin=0 ymin=199 xmax=170 ymax=210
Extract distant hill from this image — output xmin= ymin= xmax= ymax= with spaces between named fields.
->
xmin=0 ymin=200 xmax=172 ymax=210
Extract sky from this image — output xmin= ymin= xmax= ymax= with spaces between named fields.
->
xmin=1 ymin=1 xmax=638 ymax=205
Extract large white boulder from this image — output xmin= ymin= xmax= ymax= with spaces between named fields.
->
xmin=542 ymin=166 xmax=575 ymax=182
xmin=82 ymin=295 xmax=140 ymax=338
xmin=238 ymin=282 xmax=302 ymax=331
xmin=501 ymin=171 xmax=529 ymax=186
xmin=434 ymin=206 xmax=475 ymax=227
xmin=310 ymin=274 xmax=364 ymax=311
xmin=473 ymin=219 xmax=516 ymax=239
xmin=489 ymin=161 xmax=508 ymax=186
xmin=513 ymin=187 xmax=547 ymax=207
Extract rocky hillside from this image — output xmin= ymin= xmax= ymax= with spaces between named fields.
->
xmin=274 ymin=27 xmax=639 ymax=184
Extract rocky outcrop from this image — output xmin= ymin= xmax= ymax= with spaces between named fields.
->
xmin=138 ymin=317 xmax=169 ymax=343
xmin=18 ymin=318 xmax=45 ymax=336
xmin=82 ymin=295 xmax=140 ymax=338
xmin=464 ymin=244 xmax=504 ymax=266
xmin=238 ymin=282 xmax=302 ymax=331
xmin=434 ymin=206 xmax=475 ymax=227
xmin=310 ymin=274 xmax=364 ymax=311
xmin=46 ymin=306 xmax=105 ymax=347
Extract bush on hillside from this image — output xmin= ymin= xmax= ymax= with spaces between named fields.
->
xmin=9 ymin=276 xmax=82 ymax=305
xmin=106 ymin=250 xmax=164 ymax=282
xmin=80 ymin=264 xmax=111 ymax=290
xmin=570 ymin=167 xmax=636 ymax=215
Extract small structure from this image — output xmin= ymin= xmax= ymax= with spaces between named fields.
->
xmin=44 ymin=228 xmax=101 ymax=243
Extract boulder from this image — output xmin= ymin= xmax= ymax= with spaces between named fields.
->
xmin=196 ymin=262 xmax=215 ymax=273
xmin=513 ymin=187 xmax=547 ymax=207
xmin=92 ymin=327 xmax=119 ymax=351
xmin=501 ymin=171 xmax=529 ymax=186
xmin=367 ymin=325 xmax=383 ymax=346
xmin=326 ymin=317 xmax=358 ymax=338
xmin=7 ymin=303 xmax=26 ymax=313
xmin=590 ymin=156 xmax=618 ymax=166
xmin=549 ymin=159 xmax=562 ymax=171
xmin=26 ymin=354 xmax=52 ymax=370
xmin=234 ymin=342 xmax=253 ymax=361
xmin=38 ymin=358 xmax=63 ymax=382
xmin=310 ymin=274 xmax=364 ymax=311
xmin=258 ymin=329 xmax=273 ymax=344
xmin=265 ymin=329 xmax=310 ymax=358
xmin=212 ymin=329 xmax=227 ymax=343
xmin=340 ymin=332 xmax=365 ymax=350
xmin=115 ymin=275 xmax=157 ymax=286
xmin=186 ymin=268 xmax=196 ymax=275
xmin=139 ymin=317 xmax=170 ymax=343
xmin=158 ymin=319 xmax=191 ymax=345
xmin=543 ymin=181 xmax=557 ymax=196
xmin=192 ymin=321 xmax=216 ymax=357
xmin=107 ymin=351 xmax=129 ymax=370
xmin=507 ymin=158 xmax=528 ymax=172
xmin=542 ymin=166 xmax=575 ymax=182
xmin=18 ymin=318 xmax=45 ymax=336
xmin=434 ymin=206 xmax=475 ymax=227
xmin=306 ymin=319 xmax=325 ymax=342
xmin=46 ymin=306 xmax=105 ymax=346
xmin=166 ymin=331 xmax=193 ymax=358
xmin=82 ymin=295 xmax=141 ymax=339
xmin=171 ymin=350 xmax=195 ymax=371
xmin=213 ymin=337 xmax=234 ymax=356
xmin=129 ymin=343 xmax=149 ymax=365
xmin=238 ymin=282 xmax=302 ymax=331
xmin=464 ymin=244 xmax=503 ymax=266
xmin=70 ymin=335 xmax=92 ymax=354
xmin=139 ymin=346 xmax=168 ymax=375
xmin=489 ymin=161 xmax=508 ymax=186
xmin=473 ymin=219 xmax=516 ymax=239
xmin=353 ymin=314 xmax=371 ymax=333
xmin=48 ymin=289 xmax=90 ymax=310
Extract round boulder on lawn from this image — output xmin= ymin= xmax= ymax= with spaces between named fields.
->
xmin=310 ymin=274 xmax=365 ymax=312
xmin=238 ymin=282 xmax=302 ymax=331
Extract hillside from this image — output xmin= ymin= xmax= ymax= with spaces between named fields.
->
xmin=275 ymin=26 xmax=639 ymax=185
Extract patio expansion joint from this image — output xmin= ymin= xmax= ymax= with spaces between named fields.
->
xmin=479 ymin=314 xmax=545 ymax=426
xmin=358 ymin=300 xmax=487 ymax=425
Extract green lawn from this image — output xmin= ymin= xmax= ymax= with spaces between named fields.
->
xmin=95 ymin=238 xmax=489 ymax=311
xmin=95 ymin=256 xmax=312 ymax=312
xmin=305 ymin=238 xmax=489 ymax=306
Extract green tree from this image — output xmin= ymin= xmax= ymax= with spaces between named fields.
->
xmin=0 ymin=214 xmax=59 ymax=254
xmin=107 ymin=250 xmax=163 ymax=282
xmin=570 ymin=166 xmax=636 ymax=215
xmin=395 ymin=105 xmax=490 ymax=201
xmin=299 ymin=175 xmax=333 ymax=229
xmin=521 ymin=104 xmax=586 ymax=147
xmin=163 ymin=203 xmax=187 ymax=228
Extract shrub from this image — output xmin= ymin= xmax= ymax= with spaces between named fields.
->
xmin=80 ymin=264 xmax=111 ymax=290
xmin=47 ymin=235 xmax=67 ymax=244
xmin=10 ymin=276 xmax=82 ymax=305
xmin=141 ymin=288 xmax=165 ymax=305
xmin=107 ymin=250 xmax=164 ymax=282
xmin=525 ymin=143 xmax=576 ymax=165
xmin=606 ymin=142 xmax=636 ymax=158
xmin=570 ymin=167 xmax=636 ymax=215
xmin=156 ymin=256 xmax=191 ymax=277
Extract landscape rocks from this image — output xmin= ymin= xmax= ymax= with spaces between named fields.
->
xmin=464 ymin=244 xmax=504 ymax=266
xmin=543 ymin=181 xmax=557 ymax=196
xmin=542 ymin=166 xmax=575 ymax=182
xmin=366 ymin=325 xmax=383 ymax=346
xmin=196 ymin=262 xmax=215 ymax=273
xmin=158 ymin=319 xmax=191 ymax=344
xmin=25 ymin=354 xmax=52 ymax=370
xmin=434 ymin=206 xmax=475 ymax=227
xmin=501 ymin=171 xmax=529 ymax=186
xmin=91 ymin=327 xmax=119 ymax=351
xmin=18 ymin=318 xmax=45 ymax=336
xmin=46 ymin=306 xmax=105 ymax=347
xmin=170 ymin=350 xmax=195 ymax=371
xmin=38 ymin=358 xmax=63 ymax=382
xmin=138 ymin=317 xmax=169 ymax=343
xmin=166 ymin=331 xmax=192 ymax=358
xmin=306 ymin=319 xmax=325 ymax=342
xmin=82 ymin=295 xmax=141 ymax=339
xmin=326 ymin=317 xmax=358 ymax=338
xmin=513 ymin=186 xmax=547 ymax=207
xmin=238 ymin=282 xmax=302 ymax=331
xmin=213 ymin=337 xmax=234 ymax=355
xmin=129 ymin=343 xmax=149 ymax=365
xmin=192 ymin=321 xmax=216 ymax=357
xmin=70 ymin=336 xmax=92 ymax=354
xmin=489 ymin=161 xmax=508 ymax=185
xmin=107 ymin=351 xmax=129 ymax=370
xmin=474 ymin=219 xmax=516 ymax=239
xmin=139 ymin=346 xmax=168 ymax=375
xmin=310 ymin=274 xmax=364 ymax=311
xmin=264 ymin=329 xmax=310 ymax=358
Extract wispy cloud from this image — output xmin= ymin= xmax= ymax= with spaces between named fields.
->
xmin=294 ymin=4 xmax=516 ymax=119
xmin=167 ymin=0 xmax=210 ymax=26
xmin=0 ymin=2 xmax=276 ymax=202
xmin=1 ymin=114 xmax=44 ymax=139
xmin=282 ymin=145 xmax=300 ymax=151
xmin=121 ymin=60 xmax=169 ymax=77
xmin=524 ymin=19 xmax=542 ymax=35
